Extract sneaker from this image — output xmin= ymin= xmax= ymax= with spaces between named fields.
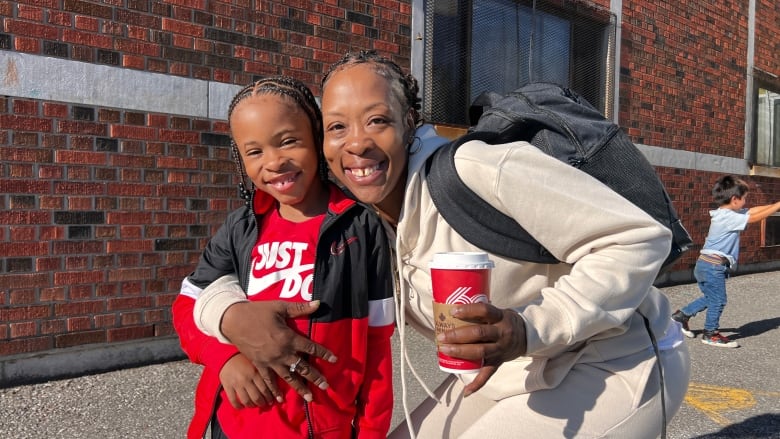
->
xmin=671 ymin=310 xmax=695 ymax=338
xmin=701 ymin=331 xmax=739 ymax=348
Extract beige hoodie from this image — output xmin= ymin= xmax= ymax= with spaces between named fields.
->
xmin=194 ymin=124 xmax=677 ymax=402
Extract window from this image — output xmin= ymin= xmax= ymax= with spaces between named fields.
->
xmin=755 ymin=86 xmax=780 ymax=167
xmin=761 ymin=213 xmax=780 ymax=247
xmin=419 ymin=0 xmax=615 ymax=126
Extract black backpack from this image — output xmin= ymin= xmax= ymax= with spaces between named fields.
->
xmin=425 ymin=82 xmax=693 ymax=272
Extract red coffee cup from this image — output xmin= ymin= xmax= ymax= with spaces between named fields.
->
xmin=429 ymin=252 xmax=494 ymax=374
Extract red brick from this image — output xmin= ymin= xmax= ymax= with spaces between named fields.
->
xmin=0 ymin=337 xmax=53 ymax=356
xmin=9 ymin=289 xmax=36 ymax=305
xmin=123 ymin=55 xmax=146 ymax=70
xmin=55 ymin=150 xmax=108 ymax=165
xmin=13 ymin=99 xmax=39 ymax=115
xmin=67 ymin=316 xmax=92 ymax=331
xmin=120 ymin=311 xmax=142 ymax=325
xmin=41 ymin=319 xmax=66 ymax=335
xmin=0 ymin=271 xmax=50 ymax=289
xmin=40 ymin=287 xmax=67 ymax=302
xmin=0 ymin=305 xmax=51 ymax=322
xmin=74 ymin=15 xmax=99 ymax=31
xmin=10 ymin=226 xmax=36 ymax=241
xmin=5 ymin=19 xmax=58 ymax=39
xmin=49 ymin=10 xmax=73 ymax=26
xmin=53 ymin=271 xmax=104 ymax=286
xmin=14 ymin=37 xmax=40 ymax=53
xmin=54 ymin=300 xmax=104 ymax=316
xmin=94 ymin=314 xmax=117 ymax=328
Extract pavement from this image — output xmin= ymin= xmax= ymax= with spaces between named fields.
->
xmin=1 ymin=270 xmax=779 ymax=438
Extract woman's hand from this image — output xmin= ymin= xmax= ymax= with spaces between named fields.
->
xmin=220 ymin=300 xmax=338 ymax=403
xmin=219 ymin=354 xmax=276 ymax=408
xmin=435 ymin=303 xmax=527 ymax=396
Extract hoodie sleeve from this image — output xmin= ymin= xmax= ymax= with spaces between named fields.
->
xmin=455 ymin=141 xmax=672 ymax=357
xmin=354 ymin=216 xmax=395 ymax=439
xmin=172 ymin=217 xmax=243 ymax=370
xmin=172 ymin=280 xmax=240 ymax=371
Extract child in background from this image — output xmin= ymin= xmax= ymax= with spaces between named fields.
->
xmin=172 ymin=76 xmax=395 ymax=438
xmin=673 ymin=175 xmax=780 ymax=348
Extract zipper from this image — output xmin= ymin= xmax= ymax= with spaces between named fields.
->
xmin=203 ymin=385 xmax=224 ymax=439
xmin=302 ymin=200 xmax=357 ymax=439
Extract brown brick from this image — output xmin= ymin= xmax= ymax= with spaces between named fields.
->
xmin=107 ymin=324 xmax=154 ymax=342
xmin=55 ymin=330 xmax=106 ymax=348
xmin=0 ymin=272 xmax=50 ymax=289
xmin=107 ymin=296 xmax=152 ymax=311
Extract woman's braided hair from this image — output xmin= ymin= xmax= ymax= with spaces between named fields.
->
xmin=227 ymin=76 xmax=326 ymax=207
xmin=322 ymin=50 xmax=423 ymax=128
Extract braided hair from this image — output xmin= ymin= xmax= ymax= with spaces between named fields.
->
xmin=322 ymin=50 xmax=423 ymax=128
xmin=227 ymin=76 xmax=326 ymax=207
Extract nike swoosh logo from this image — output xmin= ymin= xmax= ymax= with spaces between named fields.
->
xmin=247 ymin=264 xmax=314 ymax=296
xmin=330 ymin=236 xmax=358 ymax=255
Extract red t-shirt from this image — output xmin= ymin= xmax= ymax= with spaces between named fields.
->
xmin=217 ymin=207 xmax=326 ymax=437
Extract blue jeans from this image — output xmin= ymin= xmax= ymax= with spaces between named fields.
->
xmin=681 ymin=259 xmax=729 ymax=332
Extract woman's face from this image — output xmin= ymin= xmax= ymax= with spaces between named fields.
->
xmin=321 ymin=63 xmax=412 ymax=216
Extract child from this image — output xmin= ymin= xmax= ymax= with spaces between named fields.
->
xmin=172 ymin=76 xmax=395 ymax=439
xmin=673 ymin=175 xmax=780 ymax=348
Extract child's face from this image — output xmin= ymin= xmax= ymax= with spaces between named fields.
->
xmin=231 ymin=94 xmax=323 ymax=216
xmin=733 ymin=195 xmax=747 ymax=209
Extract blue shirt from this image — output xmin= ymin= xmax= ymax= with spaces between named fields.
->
xmin=700 ymin=208 xmax=749 ymax=266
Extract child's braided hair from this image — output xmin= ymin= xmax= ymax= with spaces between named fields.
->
xmin=322 ymin=50 xmax=423 ymax=128
xmin=227 ymin=76 xmax=326 ymax=207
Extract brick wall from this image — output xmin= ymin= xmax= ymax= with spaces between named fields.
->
xmin=1 ymin=0 xmax=779 ymax=361
xmin=0 ymin=0 xmax=412 ymax=358
xmin=621 ymin=0 xmax=780 ymax=271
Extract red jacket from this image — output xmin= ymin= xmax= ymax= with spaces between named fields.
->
xmin=173 ymin=186 xmax=395 ymax=439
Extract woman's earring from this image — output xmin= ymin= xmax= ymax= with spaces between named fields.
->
xmin=407 ymin=135 xmax=422 ymax=154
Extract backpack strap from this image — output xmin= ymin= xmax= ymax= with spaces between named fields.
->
xmin=425 ymin=131 xmax=559 ymax=264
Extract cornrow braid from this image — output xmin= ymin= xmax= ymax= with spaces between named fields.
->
xmin=227 ymin=75 xmax=326 ymax=207
xmin=322 ymin=50 xmax=423 ymax=127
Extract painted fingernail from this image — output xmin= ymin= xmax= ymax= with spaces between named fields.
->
xmin=303 ymin=393 xmax=313 ymax=402
xmin=327 ymin=354 xmax=338 ymax=363
xmin=319 ymin=381 xmax=329 ymax=390
xmin=276 ymin=396 xmax=284 ymax=403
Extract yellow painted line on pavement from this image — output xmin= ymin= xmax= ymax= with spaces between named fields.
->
xmin=684 ymin=382 xmax=756 ymax=425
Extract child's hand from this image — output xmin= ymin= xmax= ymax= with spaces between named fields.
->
xmin=219 ymin=354 xmax=278 ymax=409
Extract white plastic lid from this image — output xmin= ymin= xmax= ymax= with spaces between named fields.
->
xmin=429 ymin=252 xmax=495 ymax=270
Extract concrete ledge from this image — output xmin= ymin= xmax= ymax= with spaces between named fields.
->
xmin=0 ymin=336 xmax=186 ymax=388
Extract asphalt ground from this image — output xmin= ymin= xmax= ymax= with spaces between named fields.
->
xmin=1 ymin=270 xmax=778 ymax=438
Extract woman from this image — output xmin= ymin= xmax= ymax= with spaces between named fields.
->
xmin=191 ymin=51 xmax=690 ymax=438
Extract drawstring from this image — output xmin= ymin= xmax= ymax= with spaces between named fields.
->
xmin=642 ymin=314 xmax=667 ymax=439
xmin=384 ymin=220 xmax=438 ymax=439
